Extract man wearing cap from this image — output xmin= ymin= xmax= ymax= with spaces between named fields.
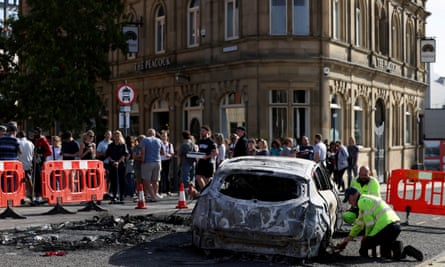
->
xmin=233 ymin=126 xmax=248 ymax=157
xmin=32 ymin=127 xmax=52 ymax=203
xmin=195 ymin=125 xmax=217 ymax=190
xmin=0 ymin=124 xmax=21 ymax=160
xmin=343 ymin=165 xmax=381 ymax=225
xmin=337 ymin=187 xmax=407 ymax=259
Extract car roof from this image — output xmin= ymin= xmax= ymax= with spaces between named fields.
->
xmin=218 ymin=156 xmax=316 ymax=181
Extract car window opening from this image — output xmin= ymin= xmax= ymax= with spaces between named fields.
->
xmin=219 ymin=173 xmax=302 ymax=201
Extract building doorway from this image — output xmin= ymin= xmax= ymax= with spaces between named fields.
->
xmin=152 ymin=99 xmax=170 ymax=132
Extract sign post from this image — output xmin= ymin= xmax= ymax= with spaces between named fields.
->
xmin=116 ymin=84 xmax=136 ymax=136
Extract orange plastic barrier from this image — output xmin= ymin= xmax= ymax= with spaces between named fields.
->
xmin=386 ymin=169 xmax=445 ymax=216
xmin=0 ymin=160 xmax=26 ymax=219
xmin=41 ymin=160 xmax=107 ymax=205
xmin=0 ymin=160 xmax=26 ymax=207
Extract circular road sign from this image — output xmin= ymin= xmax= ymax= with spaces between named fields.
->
xmin=116 ymin=84 xmax=136 ymax=106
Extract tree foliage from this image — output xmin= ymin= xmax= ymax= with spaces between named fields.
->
xmin=0 ymin=0 xmax=128 ymax=130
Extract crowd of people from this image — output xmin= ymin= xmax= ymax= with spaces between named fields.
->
xmin=0 ymin=121 xmax=426 ymax=261
xmin=0 ymin=122 xmax=362 ymax=203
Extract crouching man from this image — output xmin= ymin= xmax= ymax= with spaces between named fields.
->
xmin=337 ymin=187 xmax=423 ymax=261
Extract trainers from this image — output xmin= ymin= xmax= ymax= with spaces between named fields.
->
xmin=156 ymin=193 xmax=163 ymax=200
xmin=402 ymin=245 xmax=423 ymax=262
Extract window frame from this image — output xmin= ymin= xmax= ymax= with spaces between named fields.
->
xmin=292 ymin=0 xmax=309 ymax=35
xmin=155 ymin=5 xmax=166 ymax=54
xmin=225 ymin=0 xmax=239 ymax=40
xmin=270 ymin=0 xmax=287 ymax=35
xmin=187 ymin=0 xmax=200 ymax=47
xmin=270 ymin=89 xmax=310 ymax=141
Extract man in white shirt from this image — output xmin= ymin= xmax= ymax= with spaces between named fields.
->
xmin=17 ymin=131 xmax=35 ymax=201
xmin=313 ymin=133 xmax=327 ymax=165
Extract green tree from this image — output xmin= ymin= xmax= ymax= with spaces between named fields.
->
xmin=1 ymin=0 xmax=128 ymax=130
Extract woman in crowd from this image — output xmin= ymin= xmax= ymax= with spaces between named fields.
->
xmin=280 ymin=137 xmax=297 ymax=157
xmin=79 ymin=130 xmax=96 ymax=160
xmin=256 ymin=138 xmax=270 ymax=156
xmin=105 ymin=130 xmax=129 ymax=202
xmin=46 ymin=136 xmax=63 ymax=161
xmin=214 ymin=133 xmax=226 ymax=167
xmin=270 ymin=139 xmax=282 ymax=156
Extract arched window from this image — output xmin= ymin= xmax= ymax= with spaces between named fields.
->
xmin=155 ymin=5 xmax=166 ymax=53
xmin=353 ymin=98 xmax=364 ymax=145
xmin=405 ymin=106 xmax=413 ymax=144
xmin=330 ymin=94 xmax=342 ymax=142
xmin=355 ymin=0 xmax=367 ymax=48
xmin=188 ymin=0 xmax=200 ymax=47
xmin=376 ymin=7 xmax=388 ymax=55
xmin=184 ymin=96 xmax=203 ymax=138
xmin=221 ymin=92 xmax=245 ymax=138
xmin=355 ymin=0 xmax=361 ymax=46
xmin=406 ymin=22 xmax=416 ymax=66
xmin=391 ymin=14 xmax=401 ymax=60
xmin=152 ymin=99 xmax=169 ymax=131
xmin=333 ymin=0 xmax=340 ymax=39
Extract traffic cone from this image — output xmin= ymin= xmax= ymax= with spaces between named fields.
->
xmin=176 ymin=183 xmax=188 ymax=209
xmin=135 ymin=183 xmax=147 ymax=209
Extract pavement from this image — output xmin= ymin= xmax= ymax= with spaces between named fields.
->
xmin=0 ymin=194 xmax=195 ymax=231
xmin=2 ymin=183 xmax=445 ymax=266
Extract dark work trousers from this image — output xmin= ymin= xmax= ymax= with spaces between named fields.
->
xmin=109 ymin=163 xmax=126 ymax=200
xmin=334 ymin=168 xmax=347 ymax=191
xmin=160 ymin=159 xmax=170 ymax=194
xmin=359 ymin=222 xmax=401 ymax=258
xmin=34 ymin=162 xmax=43 ymax=197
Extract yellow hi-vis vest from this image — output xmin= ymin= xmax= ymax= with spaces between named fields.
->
xmin=350 ymin=176 xmax=381 ymax=198
xmin=349 ymin=194 xmax=400 ymax=238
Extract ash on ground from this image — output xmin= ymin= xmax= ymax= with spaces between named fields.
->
xmin=0 ymin=214 xmax=191 ymax=252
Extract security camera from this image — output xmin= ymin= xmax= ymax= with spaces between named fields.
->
xmin=323 ymin=67 xmax=330 ymax=76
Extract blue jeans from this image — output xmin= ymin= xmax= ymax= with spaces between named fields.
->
xmin=180 ymin=161 xmax=195 ymax=190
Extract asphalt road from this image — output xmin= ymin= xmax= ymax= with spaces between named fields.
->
xmin=0 ymin=191 xmax=443 ymax=266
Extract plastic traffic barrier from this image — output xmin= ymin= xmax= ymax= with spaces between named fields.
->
xmin=40 ymin=160 xmax=107 ymax=214
xmin=0 ymin=160 xmax=26 ymax=219
xmin=387 ymin=169 xmax=445 ymax=223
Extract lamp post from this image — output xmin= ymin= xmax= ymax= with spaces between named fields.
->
xmin=332 ymin=111 xmax=338 ymax=142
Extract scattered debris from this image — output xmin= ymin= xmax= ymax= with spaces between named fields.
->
xmin=0 ymin=214 xmax=191 ymax=253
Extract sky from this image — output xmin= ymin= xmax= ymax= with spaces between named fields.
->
xmin=426 ymin=1 xmax=445 ymax=76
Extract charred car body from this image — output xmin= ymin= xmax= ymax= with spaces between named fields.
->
xmin=191 ymin=156 xmax=341 ymax=259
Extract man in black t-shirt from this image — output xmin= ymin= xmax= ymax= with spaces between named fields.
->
xmin=61 ymin=131 xmax=80 ymax=160
xmin=195 ymin=125 xmax=217 ymax=190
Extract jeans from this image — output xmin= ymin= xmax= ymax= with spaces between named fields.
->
xmin=181 ymin=161 xmax=195 ymax=190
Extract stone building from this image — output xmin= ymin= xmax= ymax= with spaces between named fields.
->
xmin=97 ymin=0 xmax=429 ymax=182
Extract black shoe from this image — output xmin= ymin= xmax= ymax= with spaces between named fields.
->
xmin=402 ymin=245 xmax=423 ymax=261
xmin=391 ymin=240 xmax=403 ymax=260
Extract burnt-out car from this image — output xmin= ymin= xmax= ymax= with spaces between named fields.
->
xmin=191 ymin=156 xmax=341 ymax=259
